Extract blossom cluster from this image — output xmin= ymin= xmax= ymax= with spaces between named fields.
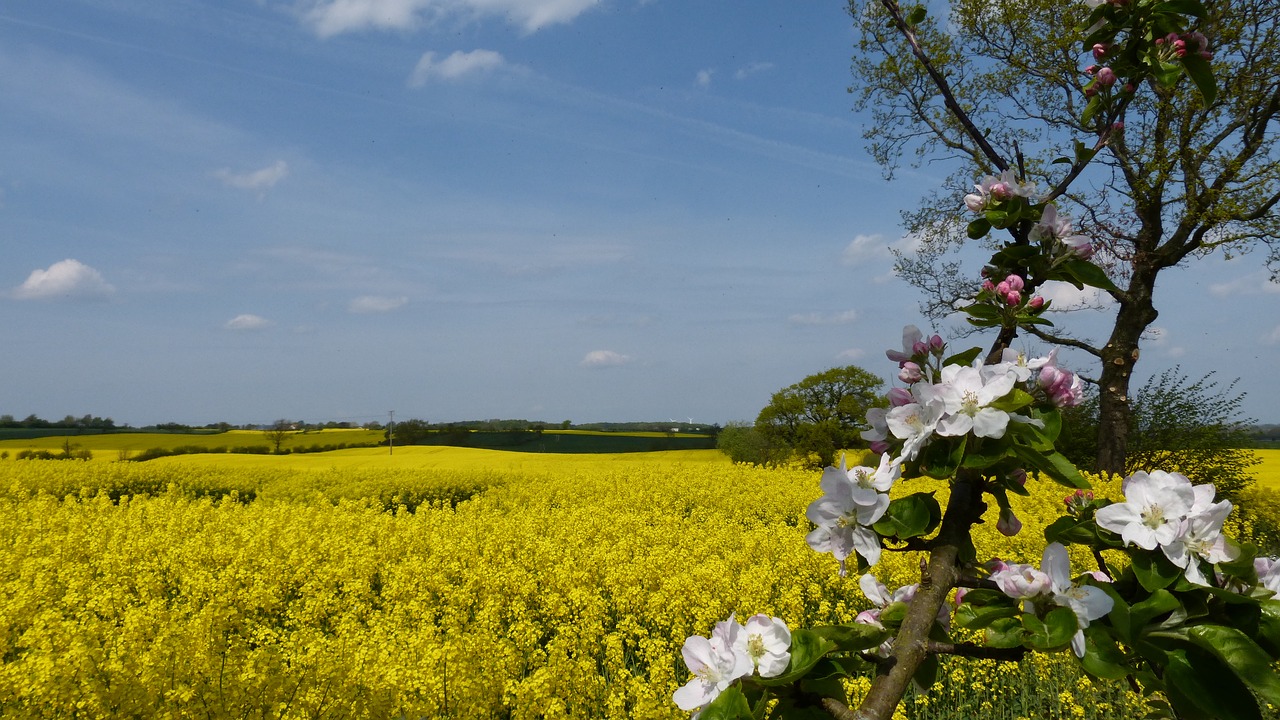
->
xmin=986 ymin=543 xmax=1113 ymax=657
xmin=672 ymin=614 xmax=792 ymax=715
xmin=1095 ymin=469 xmax=1237 ymax=585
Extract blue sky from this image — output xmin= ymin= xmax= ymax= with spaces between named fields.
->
xmin=1 ymin=0 xmax=1276 ymax=427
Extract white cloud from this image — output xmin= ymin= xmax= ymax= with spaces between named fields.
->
xmin=302 ymin=0 xmax=599 ymax=37
xmin=1143 ymin=325 xmax=1185 ymax=358
xmin=788 ymin=309 xmax=860 ymax=326
xmin=225 ymin=314 xmax=272 ymax=330
xmin=840 ymin=234 xmax=917 ymax=266
xmin=12 ymin=259 xmax=115 ymax=300
xmin=1208 ymin=271 xmax=1280 ymax=297
xmin=1038 ymin=281 xmax=1112 ymax=311
xmin=837 ymin=348 xmax=866 ymax=361
xmin=215 ymin=160 xmax=289 ymax=192
xmin=695 ymin=68 xmax=714 ymax=87
xmin=734 ymin=62 xmax=774 ymax=80
xmin=1267 ymin=325 xmax=1280 ymax=346
xmin=581 ymin=349 xmax=630 ymax=368
xmin=349 ymin=295 xmax=408 ymax=313
xmin=409 ymin=50 xmax=507 ymax=86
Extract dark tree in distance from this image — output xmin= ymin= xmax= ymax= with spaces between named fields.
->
xmin=755 ymin=365 xmax=887 ymax=469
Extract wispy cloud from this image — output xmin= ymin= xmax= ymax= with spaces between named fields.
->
xmin=734 ymin=62 xmax=774 ymax=80
xmin=215 ymin=160 xmax=289 ymax=193
xmin=837 ymin=348 xmax=866 ymax=361
xmin=788 ymin=309 xmax=860 ymax=326
xmin=301 ymin=0 xmax=600 ymax=37
xmin=225 ymin=313 xmax=272 ymax=330
xmin=1267 ymin=324 xmax=1280 ymax=346
xmin=1208 ymin=271 xmax=1280 ymax=297
xmin=1143 ymin=325 xmax=1185 ymax=358
xmin=349 ymin=295 xmax=408 ymax=313
xmin=840 ymin=233 xmax=918 ymax=266
xmin=581 ymin=349 xmax=630 ymax=368
xmin=11 ymin=259 xmax=115 ymax=300
xmin=695 ymin=68 xmax=714 ymax=87
xmin=408 ymin=50 xmax=508 ymax=86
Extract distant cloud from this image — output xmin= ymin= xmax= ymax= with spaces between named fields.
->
xmin=301 ymin=0 xmax=599 ymax=37
xmin=225 ymin=314 xmax=272 ymax=330
xmin=581 ymin=349 xmax=630 ymax=368
xmin=837 ymin=348 xmax=867 ymax=361
xmin=1267 ymin=324 xmax=1280 ymax=346
xmin=1143 ymin=325 xmax=1185 ymax=358
xmin=349 ymin=295 xmax=408 ymax=313
xmin=12 ymin=259 xmax=115 ymax=300
xmin=695 ymin=69 xmax=714 ymax=87
xmin=1038 ymin=281 xmax=1112 ymax=311
xmin=409 ymin=50 xmax=507 ymax=86
xmin=840 ymin=233 xmax=918 ymax=266
xmin=215 ymin=160 xmax=289 ymax=193
xmin=788 ymin=309 xmax=860 ymax=326
xmin=734 ymin=62 xmax=774 ymax=80
xmin=1208 ymin=271 xmax=1280 ymax=297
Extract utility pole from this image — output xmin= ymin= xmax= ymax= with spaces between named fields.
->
xmin=388 ymin=410 xmax=394 ymax=456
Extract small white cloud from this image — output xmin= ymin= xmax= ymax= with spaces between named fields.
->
xmin=788 ymin=309 xmax=860 ymax=326
xmin=1266 ymin=325 xmax=1280 ymax=346
xmin=1144 ymin=325 xmax=1185 ymax=358
xmin=225 ymin=314 xmax=272 ymax=330
xmin=734 ymin=61 xmax=774 ymax=80
xmin=695 ymin=68 xmax=714 ymax=87
xmin=581 ymin=349 xmax=630 ymax=368
xmin=12 ymin=259 xmax=115 ymax=300
xmin=349 ymin=295 xmax=408 ymax=313
xmin=409 ymin=49 xmax=506 ymax=86
xmin=303 ymin=0 xmax=599 ymax=37
xmin=837 ymin=348 xmax=866 ymax=361
xmin=841 ymin=233 xmax=917 ymax=266
xmin=1208 ymin=271 xmax=1280 ymax=297
xmin=215 ymin=160 xmax=289 ymax=192
xmin=1039 ymin=281 xmax=1112 ymax=311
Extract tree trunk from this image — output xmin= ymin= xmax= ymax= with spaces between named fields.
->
xmin=1094 ymin=268 xmax=1159 ymax=475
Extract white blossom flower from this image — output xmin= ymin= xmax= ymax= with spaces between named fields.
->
xmin=934 ymin=363 xmax=1017 ymax=439
xmin=1161 ymin=498 xmax=1237 ymax=585
xmin=673 ymin=615 xmax=754 ymax=712
xmin=735 ymin=614 xmax=792 ymax=678
xmin=885 ymin=382 xmax=947 ymax=460
xmin=806 ymin=515 xmax=883 ymax=573
xmin=1042 ymin=542 xmax=1114 ymax=657
xmin=886 ymin=325 xmax=925 ymax=365
xmin=1255 ymin=557 xmax=1280 ymax=596
xmin=1095 ymin=470 xmax=1195 ymax=550
xmin=1030 ymin=204 xmax=1094 ymax=258
xmin=989 ymin=561 xmax=1053 ymax=599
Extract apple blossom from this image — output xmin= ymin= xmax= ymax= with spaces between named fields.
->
xmin=1255 ymin=557 xmax=1280 ymax=596
xmin=1042 ymin=543 xmax=1114 ymax=657
xmin=736 ymin=614 xmax=792 ymax=678
xmin=1095 ymin=470 xmax=1196 ymax=550
xmin=996 ymin=507 xmax=1023 ymax=537
xmin=886 ymin=325 xmax=924 ymax=365
xmin=885 ymin=382 xmax=947 ymax=460
xmin=989 ymin=561 xmax=1053 ymax=599
xmin=673 ymin=615 xmax=754 ymax=712
xmin=934 ymin=363 xmax=1017 ymax=439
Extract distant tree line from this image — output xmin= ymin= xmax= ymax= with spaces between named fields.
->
xmin=0 ymin=414 xmax=117 ymax=430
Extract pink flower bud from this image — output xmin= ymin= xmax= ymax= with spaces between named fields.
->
xmin=1200 ymin=50 xmax=1213 ymax=60
xmin=870 ymin=440 xmax=890 ymax=454
xmin=1085 ymin=64 xmax=1097 ymax=75
xmin=1028 ymin=296 xmax=1045 ymax=310
xmin=1123 ymin=82 xmax=1136 ymax=93
xmin=1096 ymin=67 xmax=1117 ymax=86
xmin=1004 ymin=274 xmax=1024 ymax=292
xmin=888 ymin=387 xmax=914 ymax=406
xmin=1010 ymin=468 xmax=1027 ymax=486
xmin=929 ymin=334 xmax=945 ymax=351
xmin=1092 ymin=43 xmax=1108 ymax=61
xmin=995 ymin=281 xmax=1010 ymax=295
xmin=953 ymin=587 xmax=968 ymax=607
xmin=898 ymin=362 xmax=923 ymax=384
xmin=912 ymin=340 xmax=929 ymax=355
xmin=1005 ymin=290 xmax=1022 ymax=305
xmin=989 ymin=182 xmax=1012 ymax=200
xmin=1084 ymin=85 xmax=1098 ymax=98
xmin=997 ymin=508 xmax=1022 ymax=537
xmin=982 ymin=280 xmax=996 ymax=293
xmin=1111 ymin=121 xmax=1125 ymax=131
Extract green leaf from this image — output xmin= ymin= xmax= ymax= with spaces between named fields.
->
xmin=1023 ymin=606 xmax=1079 ymax=651
xmin=918 ymin=437 xmax=965 ymax=480
xmin=1043 ymin=515 xmax=1099 ymax=546
xmin=943 ymin=346 xmax=983 ymax=367
xmin=1255 ymin=600 xmax=1280 ymax=657
xmin=1187 ymin=625 xmax=1280 ymax=706
xmin=984 ymin=616 xmax=1026 ymax=648
xmin=988 ymin=388 xmax=1033 ymax=412
xmin=1129 ymin=589 xmax=1181 ymax=630
xmin=905 ymin=4 xmax=927 ymax=25
xmin=1079 ymin=626 xmax=1130 ymax=680
xmin=1010 ymin=445 xmax=1090 ymax=489
xmin=1074 ymin=139 xmax=1098 ymax=164
xmin=955 ymin=601 xmax=1021 ymax=630
xmin=1151 ymin=0 xmax=1206 ymax=17
xmin=872 ymin=492 xmax=942 ymax=539
xmin=967 ymin=217 xmax=992 ymax=240
xmin=1131 ymin=551 xmax=1181 ymax=592
xmin=879 ymin=601 xmax=908 ymax=629
xmin=1060 ymin=258 xmax=1118 ymax=292
xmin=1165 ymin=646 xmax=1262 ymax=720
xmin=697 ymin=685 xmax=754 ymax=720
xmin=807 ymin=623 xmax=891 ymax=654
xmin=912 ymin=653 xmax=939 ymax=693
xmin=1180 ymin=53 xmax=1217 ymax=106
xmin=1081 ymin=95 xmax=1103 ymax=126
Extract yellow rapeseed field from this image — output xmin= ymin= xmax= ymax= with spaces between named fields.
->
xmin=0 ymin=453 xmax=1198 ymax=719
